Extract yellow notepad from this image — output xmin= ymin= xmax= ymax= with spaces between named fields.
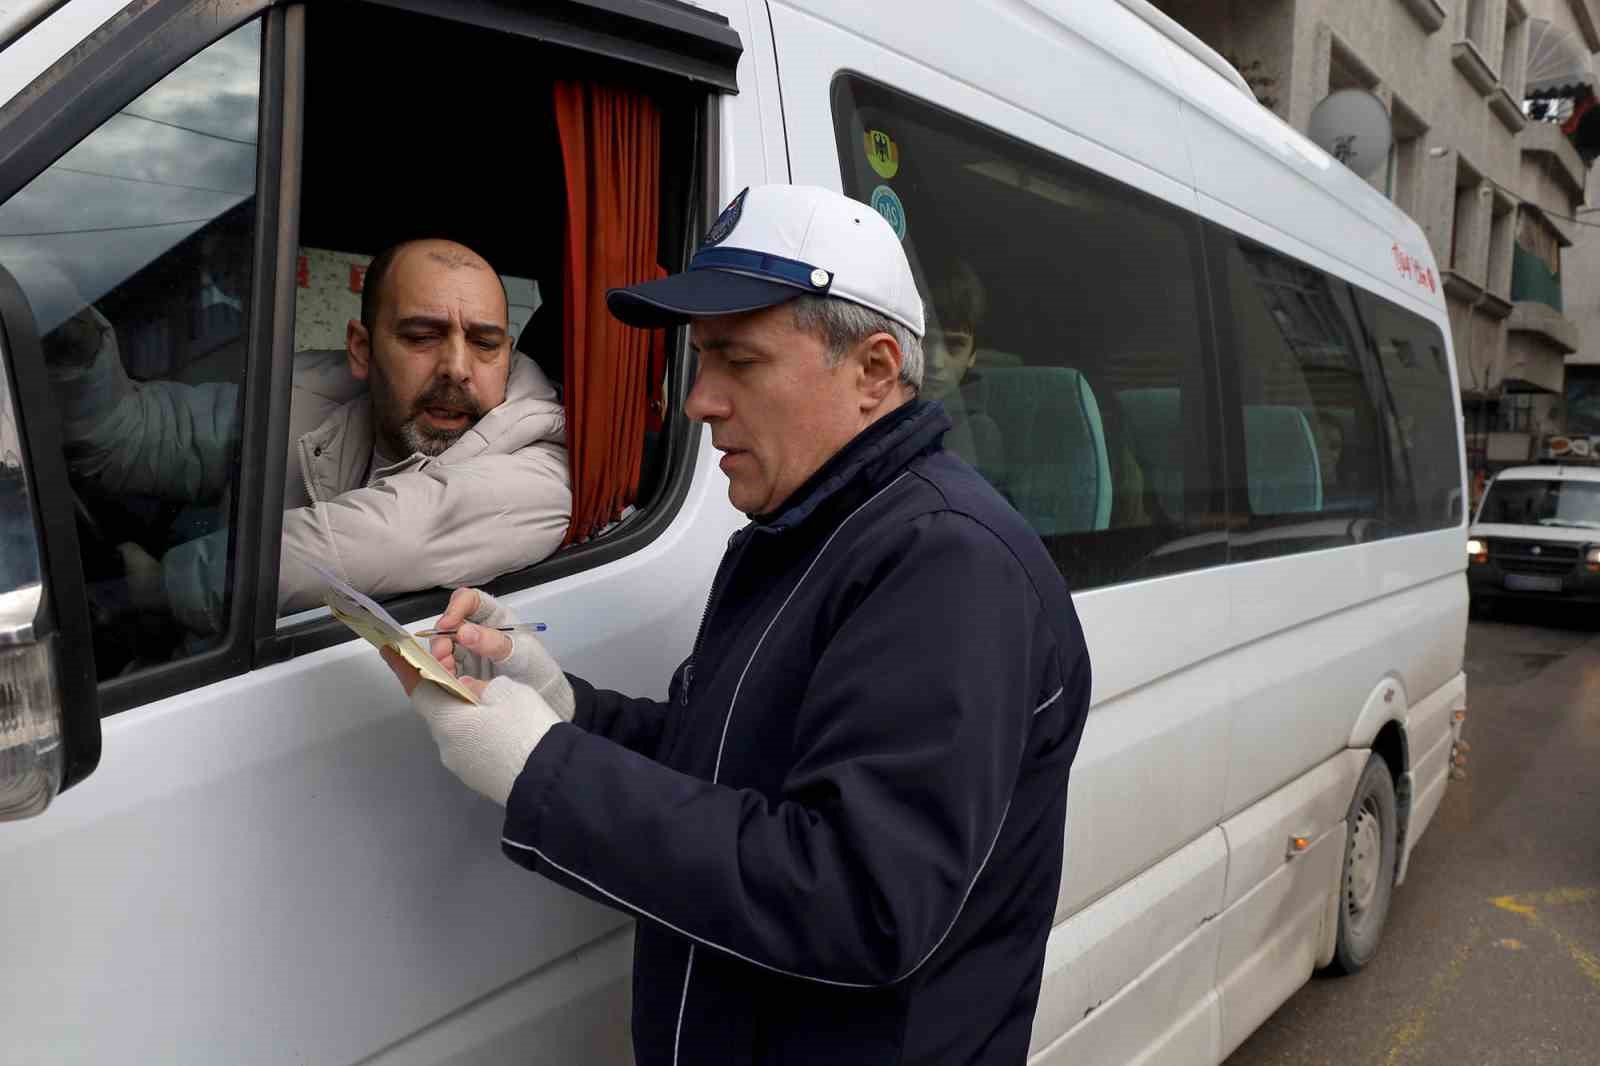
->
xmin=313 ymin=565 xmax=479 ymax=705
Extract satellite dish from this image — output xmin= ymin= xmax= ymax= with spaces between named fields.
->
xmin=1308 ymin=89 xmax=1393 ymax=179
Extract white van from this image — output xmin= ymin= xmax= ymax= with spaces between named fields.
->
xmin=1468 ymin=463 xmax=1600 ymax=611
xmin=0 ymin=1 xmax=1468 ymax=1063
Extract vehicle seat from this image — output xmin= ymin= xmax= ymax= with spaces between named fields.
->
xmin=973 ymin=346 xmax=1025 ymax=370
xmin=516 ymin=283 xmax=564 ymax=396
xmin=1116 ymin=386 xmax=1185 ymax=522
xmin=1243 ymin=405 xmax=1323 ymax=515
xmin=973 ymin=366 xmax=1112 ymax=535
xmin=1325 ymin=405 xmax=1380 ymax=513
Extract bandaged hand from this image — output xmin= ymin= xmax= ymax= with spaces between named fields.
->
xmin=405 ymin=673 xmax=562 ymax=806
xmin=429 ymin=588 xmax=575 ymax=722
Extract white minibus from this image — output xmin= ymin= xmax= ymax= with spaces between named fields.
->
xmin=0 ymin=1 xmax=1468 ymax=1062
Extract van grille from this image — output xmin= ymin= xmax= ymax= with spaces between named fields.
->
xmin=1489 ymin=539 xmax=1581 ymax=575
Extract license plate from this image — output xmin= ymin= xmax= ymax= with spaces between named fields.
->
xmin=1505 ymin=574 xmax=1564 ymax=593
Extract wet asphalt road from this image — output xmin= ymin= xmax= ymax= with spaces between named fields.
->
xmin=1224 ymin=604 xmax=1600 ymax=1066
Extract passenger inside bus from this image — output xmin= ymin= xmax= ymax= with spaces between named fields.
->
xmin=5 ymin=6 xmax=694 ymax=680
xmin=921 ymin=258 xmax=1004 ymax=475
xmin=41 ymin=236 xmax=571 ymax=636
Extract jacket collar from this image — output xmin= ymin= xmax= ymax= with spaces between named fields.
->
xmin=297 ymin=352 xmax=562 ymax=503
xmin=299 ymin=393 xmax=383 ymax=503
xmin=757 ymin=399 xmax=950 ymax=534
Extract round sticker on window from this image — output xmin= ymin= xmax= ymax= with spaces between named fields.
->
xmin=864 ymin=130 xmax=900 ymax=179
xmin=869 ymin=184 xmax=908 ymax=241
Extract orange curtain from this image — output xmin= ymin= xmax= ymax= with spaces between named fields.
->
xmin=554 ymin=81 xmax=666 ymax=544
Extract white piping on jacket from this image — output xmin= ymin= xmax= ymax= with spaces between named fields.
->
xmin=1033 ymin=686 xmax=1064 ymax=716
xmin=501 ymin=799 xmax=1013 ymax=992
xmin=499 ymin=466 xmax=1028 ymax=1003
xmin=674 ymin=471 xmax=912 ymax=1054
xmin=711 ymin=471 xmax=911 ymax=782
xmin=672 ymin=945 xmax=695 ymax=1065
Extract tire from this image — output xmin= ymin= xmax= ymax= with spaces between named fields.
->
xmin=1326 ymin=754 xmax=1399 ymax=976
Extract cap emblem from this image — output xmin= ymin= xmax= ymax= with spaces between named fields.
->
xmin=810 ymin=268 xmax=831 ymax=288
xmin=702 ymin=187 xmax=748 ymax=249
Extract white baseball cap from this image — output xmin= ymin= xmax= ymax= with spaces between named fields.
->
xmin=606 ymin=184 xmax=925 ymax=337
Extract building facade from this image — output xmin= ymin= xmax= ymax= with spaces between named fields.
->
xmin=1563 ymin=150 xmax=1600 ymax=443
xmin=1154 ymin=0 xmax=1599 ymax=499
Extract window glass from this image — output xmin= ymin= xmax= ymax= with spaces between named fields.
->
xmin=271 ymin=5 xmax=697 ymax=632
xmin=0 ymin=21 xmax=262 ymax=678
xmin=1220 ymin=235 xmax=1389 ymax=559
xmin=832 ymin=76 xmax=1224 ymax=590
xmin=1356 ymin=291 xmax=1462 ymax=532
xmin=1478 ymin=478 xmax=1600 ymax=528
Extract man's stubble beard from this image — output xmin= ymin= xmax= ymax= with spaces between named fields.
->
xmin=370 ymin=361 xmax=483 ymax=459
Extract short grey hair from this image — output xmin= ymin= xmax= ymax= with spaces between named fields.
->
xmin=790 ymin=295 xmax=924 ymax=395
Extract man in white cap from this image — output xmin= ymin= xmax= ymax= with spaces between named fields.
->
xmin=382 ymin=185 xmax=1092 ymax=1065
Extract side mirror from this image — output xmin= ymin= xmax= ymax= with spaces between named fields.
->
xmin=0 ymin=597 xmax=62 ymax=819
xmin=0 ymin=337 xmax=63 ymax=817
xmin=0 ymin=265 xmax=99 ymax=819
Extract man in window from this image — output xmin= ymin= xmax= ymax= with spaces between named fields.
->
xmin=383 ymin=186 xmax=1092 ymax=1066
xmin=1312 ymin=409 xmax=1346 ymax=493
xmin=41 ymin=238 xmax=570 ymax=635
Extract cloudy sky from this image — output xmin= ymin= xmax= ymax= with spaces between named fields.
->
xmin=0 ymin=19 xmax=260 ymax=332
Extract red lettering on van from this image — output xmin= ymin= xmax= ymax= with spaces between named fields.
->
xmin=1393 ymin=243 xmax=1437 ymax=295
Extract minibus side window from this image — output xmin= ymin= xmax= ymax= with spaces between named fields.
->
xmin=830 ymin=76 xmax=1227 ymax=592
xmin=273 ymin=3 xmax=699 ymax=634
xmin=0 ymin=21 xmax=263 ymax=679
xmin=1354 ymin=291 xmax=1462 ymax=532
xmin=1219 ymin=236 xmax=1387 ymax=560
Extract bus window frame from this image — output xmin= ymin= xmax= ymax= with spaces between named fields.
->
xmin=0 ymin=0 xmax=733 ymax=713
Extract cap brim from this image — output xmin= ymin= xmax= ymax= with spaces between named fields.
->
xmin=606 ymin=270 xmax=802 ymax=329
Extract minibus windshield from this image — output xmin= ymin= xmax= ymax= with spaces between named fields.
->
xmin=1479 ymin=477 xmax=1600 ymax=529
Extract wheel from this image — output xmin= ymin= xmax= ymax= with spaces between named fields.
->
xmin=1470 ymin=596 xmax=1496 ymax=620
xmin=1326 ymin=754 xmax=1398 ymax=975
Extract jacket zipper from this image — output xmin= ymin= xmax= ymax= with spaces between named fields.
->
xmin=299 ymin=437 xmax=322 ymax=505
xmin=681 ymin=527 xmax=748 ymax=705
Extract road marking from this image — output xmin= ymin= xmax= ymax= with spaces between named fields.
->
xmin=1489 ymin=895 xmax=1537 ymax=919
xmin=1488 ymin=886 xmax=1600 ymax=993
xmin=1489 ymin=887 xmax=1598 ymax=912
xmin=1382 ymin=927 xmax=1480 ymax=1066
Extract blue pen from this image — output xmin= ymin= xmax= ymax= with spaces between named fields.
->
xmin=414 ymin=622 xmax=548 ymax=638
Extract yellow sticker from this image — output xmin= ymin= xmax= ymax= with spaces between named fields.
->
xmin=864 ymin=130 xmax=900 ymax=179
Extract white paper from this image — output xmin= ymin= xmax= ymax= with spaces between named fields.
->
xmin=312 ymin=564 xmax=479 ymax=704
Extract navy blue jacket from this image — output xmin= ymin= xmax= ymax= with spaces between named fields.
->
xmin=501 ymin=400 xmax=1091 ymax=1065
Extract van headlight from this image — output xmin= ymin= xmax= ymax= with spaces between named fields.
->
xmin=1586 ymin=547 xmax=1600 ymax=573
xmin=1467 ymin=538 xmax=1488 ymax=563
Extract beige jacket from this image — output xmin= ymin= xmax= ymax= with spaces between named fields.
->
xmin=51 ymin=338 xmax=570 ymax=634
